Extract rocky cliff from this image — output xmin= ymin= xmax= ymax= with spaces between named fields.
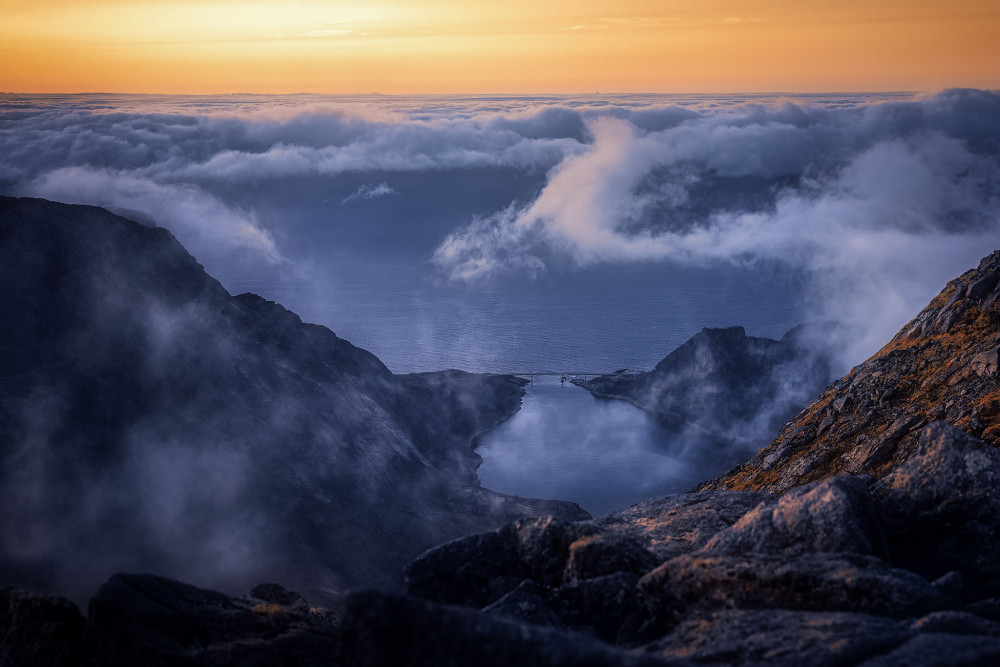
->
xmin=699 ymin=248 xmax=1000 ymax=494
xmin=387 ymin=423 xmax=1000 ymax=665
xmin=574 ymin=323 xmax=846 ymax=452
xmin=0 ymin=196 xmax=587 ymax=607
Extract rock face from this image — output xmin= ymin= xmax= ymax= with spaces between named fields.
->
xmin=575 ymin=323 xmax=846 ymax=451
xmin=873 ymin=422 xmax=1000 ymax=599
xmin=701 ymin=476 xmax=888 ymax=558
xmin=0 ymin=196 xmax=587 ymax=606
xmin=393 ymin=423 xmax=1000 ymax=665
xmin=701 ymin=249 xmax=1000 ymax=493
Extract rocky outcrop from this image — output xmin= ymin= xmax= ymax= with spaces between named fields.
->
xmin=701 ymin=476 xmax=888 ymax=558
xmin=340 ymin=590 xmax=674 ymax=667
xmin=1 ymin=574 xmax=678 ymax=667
xmin=86 ymin=574 xmax=340 ymax=665
xmin=644 ymin=609 xmax=912 ymax=666
xmin=596 ymin=491 xmax=773 ymax=561
xmin=700 ymin=250 xmax=1000 ymax=493
xmin=639 ymin=553 xmax=943 ymax=624
xmin=2 ymin=575 xmax=340 ymax=666
xmin=0 ymin=196 xmax=587 ymax=606
xmin=0 ymin=588 xmax=85 ymax=666
xmin=574 ymin=323 xmax=847 ymax=450
xmin=394 ymin=423 xmax=1000 ymax=665
xmin=873 ymin=422 xmax=1000 ymax=599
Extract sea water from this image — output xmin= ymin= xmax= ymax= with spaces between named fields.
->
xmin=474 ymin=375 xmax=747 ymax=517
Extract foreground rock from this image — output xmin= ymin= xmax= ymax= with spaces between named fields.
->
xmin=639 ymin=553 xmax=942 ymax=626
xmin=339 ymin=590 xmax=675 ymax=667
xmin=2 ymin=576 xmax=338 ymax=666
xmin=398 ymin=423 xmax=1000 ymax=665
xmin=643 ymin=609 xmax=912 ymax=667
xmin=1 ymin=575 xmax=678 ymax=667
xmin=702 ymin=476 xmax=888 ymax=558
xmin=0 ymin=196 xmax=587 ymax=606
xmin=873 ymin=422 xmax=1000 ymax=599
xmin=700 ymin=249 xmax=1000 ymax=493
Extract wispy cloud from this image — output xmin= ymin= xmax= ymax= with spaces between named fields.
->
xmin=341 ymin=182 xmax=396 ymax=204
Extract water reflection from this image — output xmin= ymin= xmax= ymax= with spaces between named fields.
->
xmin=475 ymin=375 xmax=743 ymax=518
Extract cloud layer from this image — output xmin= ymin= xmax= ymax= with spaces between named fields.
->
xmin=2 ymin=90 xmax=999 ymax=365
xmin=433 ymin=89 xmax=1000 ymax=359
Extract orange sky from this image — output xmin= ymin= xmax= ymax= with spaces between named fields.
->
xmin=1 ymin=0 xmax=998 ymax=94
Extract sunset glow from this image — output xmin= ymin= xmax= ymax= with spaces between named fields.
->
xmin=2 ymin=0 xmax=998 ymax=93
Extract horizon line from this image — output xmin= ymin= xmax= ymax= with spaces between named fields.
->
xmin=0 ymin=89 xmax=939 ymax=97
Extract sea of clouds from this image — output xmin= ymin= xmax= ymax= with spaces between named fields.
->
xmin=2 ymin=89 xmax=999 ymax=366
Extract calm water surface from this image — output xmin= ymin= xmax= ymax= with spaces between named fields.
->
xmin=475 ymin=375 xmax=744 ymax=517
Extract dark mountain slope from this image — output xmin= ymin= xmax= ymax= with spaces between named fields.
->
xmin=575 ymin=323 xmax=845 ymax=451
xmin=700 ymin=249 xmax=1000 ymax=493
xmin=0 ymin=196 xmax=586 ymax=605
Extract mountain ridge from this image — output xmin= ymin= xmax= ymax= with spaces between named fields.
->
xmin=698 ymin=248 xmax=1000 ymax=493
xmin=0 ymin=195 xmax=587 ymax=606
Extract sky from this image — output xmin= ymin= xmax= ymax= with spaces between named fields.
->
xmin=2 ymin=1 xmax=999 ymax=94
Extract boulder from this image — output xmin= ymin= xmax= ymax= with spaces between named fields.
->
xmin=249 ymin=582 xmax=309 ymax=611
xmin=598 ymin=491 xmax=774 ymax=561
xmin=874 ymin=422 xmax=1000 ymax=598
xmin=644 ymin=609 xmax=912 ymax=667
xmin=857 ymin=633 xmax=1000 ymax=667
xmin=338 ymin=590 xmax=678 ymax=667
xmin=971 ymin=347 xmax=999 ymax=378
xmin=967 ymin=272 xmax=1000 ymax=300
xmin=406 ymin=524 xmax=524 ymax=607
xmin=910 ymin=611 xmax=1000 ymax=636
xmin=565 ymin=533 xmax=659 ymax=581
xmin=514 ymin=517 xmax=598 ymax=587
xmin=842 ymin=415 xmax=923 ymax=474
xmin=0 ymin=587 xmax=86 ymax=666
xmin=701 ymin=476 xmax=887 ymax=558
xmin=548 ymin=572 xmax=643 ymax=643
xmin=481 ymin=580 xmax=563 ymax=629
xmin=406 ymin=517 xmax=603 ymax=609
xmin=638 ymin=553 xmax=943 ymax=626
xmin=86 ymin=573 xmax=339 ymax=666
xmin=929 ymin=571 xmax=964 ymax=609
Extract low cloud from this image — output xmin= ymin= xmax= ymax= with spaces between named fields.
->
xmin=341 ymin=182 xmax=396 ymax=204
xmin=22 ymin=167 xmax=282 ymax=263
xmin=433 ymin=89 xmax=1000 ymax=361
xmin=2 ymin=90 xmax=999 ymax=365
